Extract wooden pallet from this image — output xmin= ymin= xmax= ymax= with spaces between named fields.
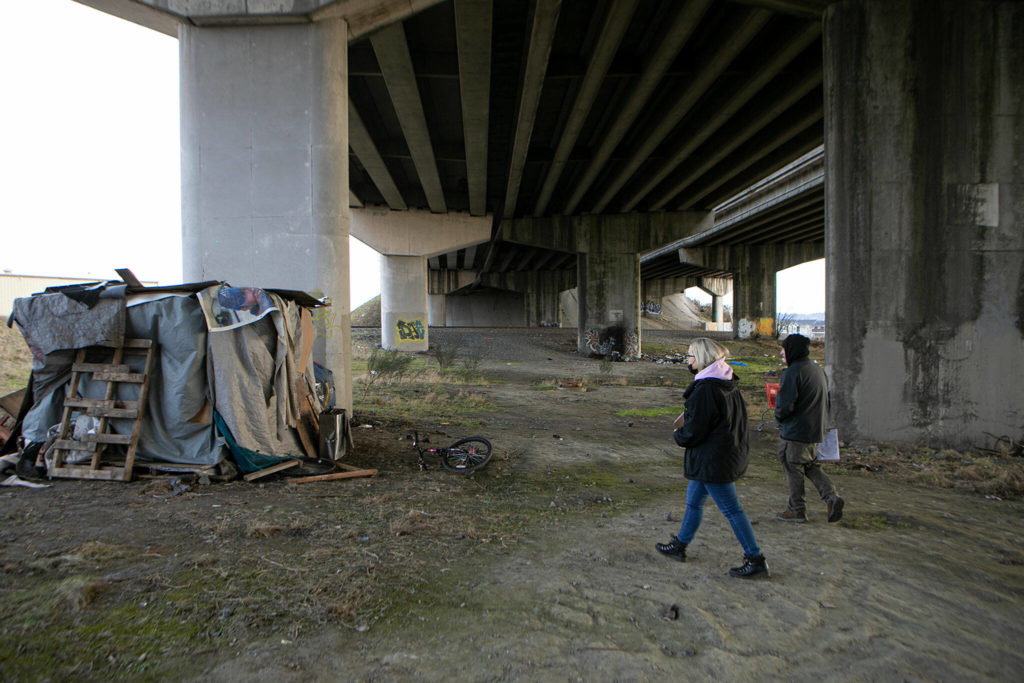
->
xmin=45 ymin=339 xmax=155 ymax=482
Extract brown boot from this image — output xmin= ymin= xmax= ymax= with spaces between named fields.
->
xmin=776 ymin=509 xmax=807 ymax=523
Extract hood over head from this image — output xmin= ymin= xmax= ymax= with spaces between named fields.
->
xmin=782 ymin=333 xmax=810 ymax=365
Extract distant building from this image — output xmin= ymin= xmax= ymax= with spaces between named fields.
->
xmin=1 ymin=274 xmax=158 ymax=318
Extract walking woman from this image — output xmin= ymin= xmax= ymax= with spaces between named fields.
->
xmin=655 ymin=337 xmax=769 ymax=579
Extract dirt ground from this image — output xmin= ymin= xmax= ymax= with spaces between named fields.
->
xmin=2 ymin=327 xmax=1023 ymax=681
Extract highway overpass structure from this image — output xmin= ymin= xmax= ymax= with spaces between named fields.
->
xmin=71 ymin=0 xmax=1022 ymax=450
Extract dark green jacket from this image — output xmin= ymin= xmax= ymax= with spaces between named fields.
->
xmin=673 ymin=377 xmax=749 ymax=483
xmin=775 ymin=358 xmax=831 ymax=443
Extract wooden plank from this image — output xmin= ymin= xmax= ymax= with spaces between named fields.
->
xmin=55 ymin=433 xmax=132 ymax=449
xmin=48 ymin=466 xmax=127 ymax=481
xmin=73 ymin=362 xmax=131 ymax=374
xmin=121 ymin=343 xmax=156 ymax=481
xmin=287 ymin=469 xmax=378 ymax=484
xmin=122 ymin=338 xmax=153 ymax=349
xmin=64 ymin=398 xmax=116 ymax=410
xmin=115 ymin=268 xmax=144 ymax=288
xmin=90 ymin=371 xmax=146 ymax=383
xmin=243 ymin=459 xmax=301 ymax=482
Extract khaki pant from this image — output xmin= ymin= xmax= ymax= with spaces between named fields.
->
xmin=778 ymin=439 xmax=837 ymax=513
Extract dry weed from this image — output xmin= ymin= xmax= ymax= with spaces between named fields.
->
xmin=53 ymin=576 xmax=112 ymax=611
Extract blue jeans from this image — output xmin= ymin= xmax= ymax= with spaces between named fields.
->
xmin=676 ymin=480 xmax=762 ymax=557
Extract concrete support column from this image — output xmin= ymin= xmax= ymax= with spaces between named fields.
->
xmin=577 ymin=216 xmax=641 ymax=358
xmin=711 ymin=296 xmax=724 ymax=325
xmin=732 ymin=246 xmax=777 ymax=339
xmin=699 ymin=276 xmax=733 ymax=326
xmin=825 ymin=0 xmax=1024 ymax=447
xmin=381 ymin=256 xmax=428 ymax=351
xmin=180 ymin=19 xmax=352 ymax=411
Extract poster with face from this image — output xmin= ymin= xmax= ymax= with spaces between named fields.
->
xmin=198 ymin=285 xmax=278 ymax=331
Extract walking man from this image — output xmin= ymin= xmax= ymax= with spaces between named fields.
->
xmin=775 ymin=334 xmax=844 ymax=523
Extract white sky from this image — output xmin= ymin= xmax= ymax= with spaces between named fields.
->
xmin=2 ymin=0 xmax=823 ymax=315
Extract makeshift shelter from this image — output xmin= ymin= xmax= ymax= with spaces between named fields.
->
xmin=5 ymin=279 xmax=345 ymax=480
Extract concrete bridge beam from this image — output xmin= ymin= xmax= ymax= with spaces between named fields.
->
xmin=825 ymin=0 xmax=1024 ymax=448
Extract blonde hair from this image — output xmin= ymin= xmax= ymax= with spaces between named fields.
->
xmin=689 ymin=337 xmax=730 ymax=371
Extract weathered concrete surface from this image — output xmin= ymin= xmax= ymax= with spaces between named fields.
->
xmin=350 ymin=208 xmax=491 ymax=258
xmin=444 ymin=287 xmax=524 ymax=327
xmin=179 ymin=19 xmax=353 ymax=412
xmin=475 ymin=270 xmax=576 ymax=327
xmin=825 ymin=0 xmax=1024 ymax=448
xmin=381 ymin=255 xmax=428 ymax=350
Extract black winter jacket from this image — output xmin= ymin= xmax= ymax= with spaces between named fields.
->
xmin=775 ymin=358 xmax=831 ymax=443
xmin=673 ymin=377 xmax=749 ymax=483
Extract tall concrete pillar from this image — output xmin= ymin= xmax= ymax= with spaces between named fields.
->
xmin=179 ymin=19 xmax=352 ymax=412
xmin=825 ymin=0 xmax=1024 ymax=447
xmin=577 ymin=217 xmax=641 ymax=358
xmin=732 ymin=246 xmax=777 ymax=339
xmin=381 ymin=256 xmax=428 ymax=351
xmin=699 ymin=276 xmax=733 ymax=327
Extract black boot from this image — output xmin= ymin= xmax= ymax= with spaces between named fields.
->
xmin=729 ymin=554 xmax=770 ymax=579
xmin=655 ymin=538 xmax=687 ymax=562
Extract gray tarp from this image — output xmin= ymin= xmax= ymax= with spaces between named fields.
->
xmin=19 ymin=294 xmax=222 ymax=466
xmin=14 ymin=285 xmax=320 ymax=469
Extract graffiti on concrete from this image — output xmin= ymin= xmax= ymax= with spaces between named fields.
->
xmin=737 ymin=317 xmax=774 ymax=340
xmin=396 ymin=318 xmax=426 ymax=342
xmin=643 ymin=300 xmax=661 ymax=315
xmin=585 ymin=327 xmax=616 ymax=356
xmin=586 ymin=325 xmax=640 ymax=360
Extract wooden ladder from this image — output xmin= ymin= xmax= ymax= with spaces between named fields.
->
xmin=46 ymin=338 xmax=156 ymax=482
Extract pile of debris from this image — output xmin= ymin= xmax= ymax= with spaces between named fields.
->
xmin=0 ymin=272 xmax=373 ymax=487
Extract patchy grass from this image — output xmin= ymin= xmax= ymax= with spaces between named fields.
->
xmin=617 ymin=406 xmax=684 ymax=419
xmin=0 ymin=316 xmax=32 ymax=395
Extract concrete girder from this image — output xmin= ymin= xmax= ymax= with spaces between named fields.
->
xmin=590 ymin=7 xmax=773 ymax=214
xmin=652 ymin=67 xmax=823 ymax=210
xmin=561 ymin=0 xmax=713 ymax=216
xmin=349 ymin=102 xmax=408 ymax=210
xmin=454 ymin=0 xmax=492 ymax=217
xmin=681 ymin=242 xmax=823 ymax=275
xmin=619 ymin=21 xmax=821 ymax=213
xmin=370 ymin=22 xmax=447 ymax=213
xmin=716 ymin=202 xmax=824 ymax=244
xmin=350 ymin=190 xmax=364 ymax=207
xmin=501 ymin=0 xmax=562 ymax=218
xmin=349 ymin=207 xmax=490 ymax=257
xmin=75 ymin=0 xmax=445 ymax=39
xmin=532 ymin=0 xmax=638 ymax=217
xmin=501 ymin=211 xmax=712 ymax=255
xmin=675 ymin=103 xmax=824 ymax=210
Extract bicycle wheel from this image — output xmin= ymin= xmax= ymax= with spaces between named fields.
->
xmin=442 ymin=437 xmax=492 ymax=473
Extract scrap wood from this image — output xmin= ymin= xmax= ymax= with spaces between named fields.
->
xmin=243 ymin=458 xmax=301 ymax=482
xmin=287 ymin=468 xmax=378 ymax=484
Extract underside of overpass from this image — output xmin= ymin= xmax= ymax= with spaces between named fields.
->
xmin=74 ymin=0 xmax=1023 ymax=449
